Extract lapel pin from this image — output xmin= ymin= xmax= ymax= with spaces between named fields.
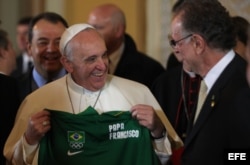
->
xmin=211 ymin=95 xmax=215 ymax=107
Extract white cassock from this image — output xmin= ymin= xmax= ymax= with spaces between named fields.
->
xmin=4 ymin=74 xmax=183 ymax=165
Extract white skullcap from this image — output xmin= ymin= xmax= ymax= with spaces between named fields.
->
xmin=59 ymin=23 xmax=94 ymax=55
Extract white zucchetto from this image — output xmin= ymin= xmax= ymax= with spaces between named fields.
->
xmin=59 ymin=23 xmax=94 ymax=55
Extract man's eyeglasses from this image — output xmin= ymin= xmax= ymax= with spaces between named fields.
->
xmin=169 ymin=34 xmax=193 ymax=48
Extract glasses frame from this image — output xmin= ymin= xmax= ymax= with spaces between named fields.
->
xmin=169 ymin=34 xmax=193 ymax=48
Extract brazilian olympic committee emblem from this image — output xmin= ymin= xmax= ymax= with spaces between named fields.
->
xmin=68 ymin=131 xmax=85 ymax=150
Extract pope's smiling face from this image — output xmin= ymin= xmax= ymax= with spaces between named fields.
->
xmin=62 ymin=29 xmax=109 ymax=91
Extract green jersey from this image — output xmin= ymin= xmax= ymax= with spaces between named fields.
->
xmin=38 ymin=107 xmax=160 ymax=165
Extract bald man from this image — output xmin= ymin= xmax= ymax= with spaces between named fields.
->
xmin=87 ymin=4 xmax=165 ymax=88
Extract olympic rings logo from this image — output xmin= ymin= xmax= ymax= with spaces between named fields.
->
xmin=69 ymin=142 xmax=84 ymax=149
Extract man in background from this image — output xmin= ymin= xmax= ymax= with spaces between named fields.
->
xmin=11 ymin=16 xmax=33 ymax=78
xmin=152 ymin=0 xmax=199 ymax=144
xmin=0 ymin=28 xmax=20 ymax=164
xmin=232 ymin=15 xmax=250 ymax=60
xmin=18 ymin=12 xmax=68 ymax=101
xmin=87 ymin=4 xmax=165 ymax=88
xmin=229 ymin=25 xmax=250 ymax=164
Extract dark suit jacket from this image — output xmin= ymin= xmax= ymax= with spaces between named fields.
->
xmin=17 ymin=67 xmax=34 ymax=102
xmin=151 ymin=65 xmax=200 ymax=142
xmin=182 ymin=55 xmax=248 ymax=165
xmin=18 ymin=68 xmax=67 ymax=102
xmin=152 ymin=65 xmax=183 ymax=127
xmin=0 ymin=74 xmax=20 ymax=164
xmin=11 ymin=54 xmax=33 ymax=79
xmin=114 ymin=34 xmax=165 ymax=88
xmin=230 ymin=88 xmax=250 ymax=150
xmin=11 ymin=54 xmax=23 ymax=78
xmin=166 ymin=53 xmax=182 ymax=71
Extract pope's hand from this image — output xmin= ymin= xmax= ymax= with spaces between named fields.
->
xmin=131 ymin=104 xmax=165 ymax=139
xmin=24 ymin=110 xmax=51 ymax=145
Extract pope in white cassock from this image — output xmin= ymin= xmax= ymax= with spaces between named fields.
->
xmin=4 ymin=24 xmax=183 ymax=165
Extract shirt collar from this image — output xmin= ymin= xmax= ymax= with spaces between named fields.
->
xmin=33 ymin=67 xmax=66 ymax=87
xmin=185 ymin=70 xmax=196 ymax=78
xmin=203 ymin=49 xmax=235 ymax=93
xmin=0 ymin=71 xmax=7 ymax=75
xmin=22 ymin=53 xmax=33 ymax=73
xmin=23 ymin=52 xmax=33 ymax=63
xmin=108 ymin=43 xmax=125 ymax=74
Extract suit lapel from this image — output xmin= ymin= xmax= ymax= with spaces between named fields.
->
xmin=184 ymin=55 xmax=243 ymax=147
